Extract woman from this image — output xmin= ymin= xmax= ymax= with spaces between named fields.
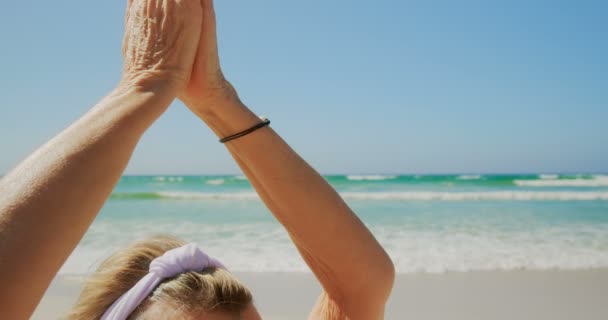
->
xmin=0 ymin=0 xmax=395 ymax=319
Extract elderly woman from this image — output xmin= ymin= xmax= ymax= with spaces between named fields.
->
xmin=0 ymin=0 xmax=394 ymax=319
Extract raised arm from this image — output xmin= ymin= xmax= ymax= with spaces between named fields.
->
xmin=181 ymin=1 xmax=395 ymax=319
xmin=204 ymin=107 xmax=395 ymax=320
xmin=0 ymin=1 xmax=202 ymax=318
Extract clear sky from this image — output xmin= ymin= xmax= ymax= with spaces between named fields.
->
xmin=1 ymin=0 xmax=606 ymax=175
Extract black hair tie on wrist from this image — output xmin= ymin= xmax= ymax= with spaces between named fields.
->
xmin=219 ymin=117 xmax=271 ymax=143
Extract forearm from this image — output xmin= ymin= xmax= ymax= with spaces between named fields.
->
xmin=194 ymin=99 xmax=394 ymax=311
xmin=0 ymin=86 xmax=171 ymax=319
xmin=227 ymin=155 xmax=360 ymax=320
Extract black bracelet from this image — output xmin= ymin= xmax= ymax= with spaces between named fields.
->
xmin=219 ymin=117 xmax=271 ymax=143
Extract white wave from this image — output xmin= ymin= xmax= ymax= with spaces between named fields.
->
xmin=341 ymin=191 xmax=608 ymax=201
xmin=153 ymin=176 xmax=166 ymax=182
xmin=206 ymin=179 xmax=225 ymax=186
xmin=152 ymin=191 xmax=608 ymax=201
xmin=233 ymin=175 xmax=249 ymax=181
xmin=59 ymin=222 xmax=608 ymax=275
xmin=346 ymin=175 xmax=398 ymax=181
xmin=515 ymin=176 xmax=608 ymax=187
xmin=539 ymin=174 xmax=559 ymax=180
xmin=456 ymin=175 xmax=482 ymax=180
xmin=378 ymin=225 xmax=608 ymax=274
xmin=158 ymin=191 xmax=260 ymax=200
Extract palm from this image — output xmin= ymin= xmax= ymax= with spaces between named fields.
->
xmin=180 ymin=0 xmax=237 ymax=109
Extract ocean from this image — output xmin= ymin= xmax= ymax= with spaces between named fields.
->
xmin=61 ymin=174 xmax=608 ymax=275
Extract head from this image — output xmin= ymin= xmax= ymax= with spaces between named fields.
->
xmin=69 ymin=235 xmax=260 ymax=320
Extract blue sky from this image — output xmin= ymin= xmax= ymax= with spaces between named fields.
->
xmin=1 ymin=0 xmax=606 ymax=175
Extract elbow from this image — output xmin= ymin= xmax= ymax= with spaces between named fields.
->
xmin=377 ymin=254 xmax=396 ymax=300
xmin=344 ymin=255 xmax=395 ymax=317
xmin=360 ymin=252 xmax=396 ymax=303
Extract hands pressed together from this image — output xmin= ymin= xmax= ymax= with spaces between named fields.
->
xmin=0 ymin=2 xmax=394 ymax=318
xmin=121 ymin=0 xmax=237 ymax=115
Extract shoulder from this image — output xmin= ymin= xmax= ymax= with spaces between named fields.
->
xmin=308 ymin=291 xmax=386 ymax=320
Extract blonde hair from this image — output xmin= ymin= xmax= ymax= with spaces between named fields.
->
xmin=68 ymin=235 xmax=252 ymax=319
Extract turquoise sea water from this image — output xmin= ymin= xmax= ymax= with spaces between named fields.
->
xmin=62 ymin=174 xmax=608 ymax=275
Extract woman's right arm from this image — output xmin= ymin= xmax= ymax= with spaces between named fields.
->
xmin=0 ymin=1 xmax=203 ymax=318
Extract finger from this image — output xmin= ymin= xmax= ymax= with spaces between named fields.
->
xmin=201 ymin=0 xmax=217 ymax=36
xmin=200 ymin=0 xmax=221 ymax=72
xmin=122 ymin=0 xmax=136 ymax=57
xmin=125 ymin=0 xmax=135 ymax=25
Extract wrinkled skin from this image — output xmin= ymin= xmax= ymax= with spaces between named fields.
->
xmin=121 ymin=0 xmax=202 ymax=94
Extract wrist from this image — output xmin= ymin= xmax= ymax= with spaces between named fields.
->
xmin=114 ymin=77 xmax=176 ymax=109
xmin=194 ymin=97 xmax=263 ymax=140
xmin=87 ymin=83 xmax=174 ymax=136
xmin=118 ymin=70 xmax=183 ymax=99
xmin=181 ymin=80 xmax=241 ymax=117
xmin=190 ymin=92 xmax=242 ymax=118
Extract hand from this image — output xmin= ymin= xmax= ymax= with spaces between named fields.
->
xmin=180 ymin=0 xmax=241 ymax=115
xmin=120 ymin=0 xmax=203 ymax=95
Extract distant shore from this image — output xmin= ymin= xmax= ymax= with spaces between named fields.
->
xmin=34 ymin=269 xmax=608 ymax=320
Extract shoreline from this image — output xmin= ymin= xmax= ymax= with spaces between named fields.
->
xmin=33 ymin=269 xmax=608 ymax=319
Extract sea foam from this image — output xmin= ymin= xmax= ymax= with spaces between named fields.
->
xmin=60 ymin=221 xmax=608 ymax=275
xmin=456 ymin=175 xmax=482 ymax=180
xmin=346 ymin=175 xmax=399 ymax=181
xmin=539 ymin=174 xmax=559 ymax=180
xmin=340 ymin=191 xmax=608 ymax=201
xmin=206 ymin=179 xmax=225 ymax=186
xmin=124 ymin=191 xmax=608 ymax=201
xmin=514 ymin=175 xmax=608 ymax=187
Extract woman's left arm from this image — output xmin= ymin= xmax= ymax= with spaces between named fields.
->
xmin=0 ymin=0 xmax=203 ymax=318
xmin=180 ymin=1 xmax=394 ymax=318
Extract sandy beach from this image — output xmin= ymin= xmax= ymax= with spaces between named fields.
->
xmin=33 ymin=269 xmax=608 ymax=319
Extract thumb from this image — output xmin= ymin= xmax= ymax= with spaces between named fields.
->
xmin=196 ymin=0 xmax=222 ymax=77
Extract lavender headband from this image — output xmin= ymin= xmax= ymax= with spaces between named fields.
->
xmin=101 ymin=243 xmax=226 ymax=320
